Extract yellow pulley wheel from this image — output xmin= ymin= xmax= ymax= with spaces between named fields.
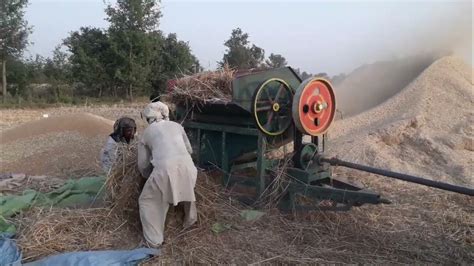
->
xmin=252 ymin=78 xmax=293 ymax=136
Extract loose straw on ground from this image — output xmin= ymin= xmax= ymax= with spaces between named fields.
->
xmin=15 ymin=207 xmax=140 ymax=262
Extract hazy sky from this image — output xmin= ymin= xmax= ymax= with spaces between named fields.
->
xmin=25 ymin=0 xmax=472 ymax=75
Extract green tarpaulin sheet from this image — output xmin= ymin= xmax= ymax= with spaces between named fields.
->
xmin=0 ymin=176 xmax=105 ymax=233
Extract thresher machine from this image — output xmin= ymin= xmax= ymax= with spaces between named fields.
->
xmin=171 ymin=67 xmax=474 ymax=211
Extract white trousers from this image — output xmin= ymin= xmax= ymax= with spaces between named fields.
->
xmin=139 ymin=178 xmax=197 ymax=246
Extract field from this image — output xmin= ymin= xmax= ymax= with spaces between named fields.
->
xmin=0 ymin=56 xmax=472 ymax=264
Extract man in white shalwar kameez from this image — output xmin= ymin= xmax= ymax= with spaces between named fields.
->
xmin=138 ymin=102 xmax=197 ymax=247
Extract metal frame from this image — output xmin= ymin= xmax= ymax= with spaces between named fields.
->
xmin=184 ymin=119 xmax=386 ymax=211
xmin=183 ymin=120 xmax=264 ymax=189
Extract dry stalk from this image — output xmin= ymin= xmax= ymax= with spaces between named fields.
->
xmin=162 ymin=65 xmax=235 ymax=106
xmin=104 ymin=140 xmax=144 ymax=225
xmin=15 ymin=207 xmax=140 ymax=262
xmin=12 ymin=169 xmax=473 ymax=265
xmin=256 ymin=154 xmax=293 ymax=209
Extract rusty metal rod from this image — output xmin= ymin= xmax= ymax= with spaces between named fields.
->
xmin=320 ymin=157 xmax=474 ymax=196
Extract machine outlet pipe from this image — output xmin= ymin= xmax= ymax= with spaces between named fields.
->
xmin=320 ymin=157 xmax=474 ymax=196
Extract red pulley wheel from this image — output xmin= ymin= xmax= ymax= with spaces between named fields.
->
xmin=292 ymin=78 xmax=336 ymax=136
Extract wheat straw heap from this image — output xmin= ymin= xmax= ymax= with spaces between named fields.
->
xmin=163 ymin=65 xmax=235 ymax=105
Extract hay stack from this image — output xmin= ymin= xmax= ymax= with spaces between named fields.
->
xmin=163 ymin=65 xmax=235 ymax=105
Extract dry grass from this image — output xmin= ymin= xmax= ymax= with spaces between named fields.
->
xmin=162 ymin=66 xmax=235 ymax=105
xmin=104 ymin=141 xmax=144 ymax=225
xmin=147 ymin=171 xmax=474 ymax=264
xmin=15 ymin=207 xmax=141 ymax=262
xmin=13 ymin=142 xmax=146 ymax=262
xmin=255 ymin=155 xmax=293 ymax=209
xmin=10 ymin=168 xmax=474 ymax=264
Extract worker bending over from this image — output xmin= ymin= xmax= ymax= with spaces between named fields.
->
xmin=138 ymin=102 xmax=197 ymax=247
xmin=100 ymin=117 xmax=137 ymax=173
xmin=148 ymin=93 xmax=170 ymax=120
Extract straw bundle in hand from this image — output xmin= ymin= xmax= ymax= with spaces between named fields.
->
xmin=104 ymin=141 xmax=145 ymax=222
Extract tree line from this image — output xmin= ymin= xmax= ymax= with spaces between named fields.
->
xmin=1 ymin=0 xmax=344 ymax=105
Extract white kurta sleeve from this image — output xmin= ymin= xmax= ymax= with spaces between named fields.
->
xmin=138 ymin=140 xmax=153 ymax=178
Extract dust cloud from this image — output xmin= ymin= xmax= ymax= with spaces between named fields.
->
xmin=333 ymin=54 xmax=438 ymax=117
xmin=330 ymin=1 xmax=472 ymax=118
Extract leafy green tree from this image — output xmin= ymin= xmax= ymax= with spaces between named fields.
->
xmin=62 ymin=0 xmax=200 ymax=100
xmin=220 ymin=28 xmax=264 ymax=69
xmin=26 ymin=55 xmax=47 ymax=83
xmin=0 ymin=0 xmax=31 ymax=103
xmin=105 ymin=0 xmax=161 ymax=101
xmin=43 ymin=45 xmax=72 ymax=101
xmin=5 ymin=56 xmax=28 ymax=98
xmin=150 ymin=33 xmax=200 ymax=94
xmin=43 ymin=45 xmax=69 ymax=82
xmin=6 ymin=55 xmax=48 ymax=101
xmin=64 ymin=27 xmax=112 ymax=97
xmin=265 ymin=53 xmax=287 ymax=68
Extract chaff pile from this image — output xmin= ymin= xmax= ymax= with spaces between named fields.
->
xmin=163 ymin=65 xmax=235 ymax=105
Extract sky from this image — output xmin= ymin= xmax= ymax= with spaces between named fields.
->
xmin=25 ymin=0 xmax=472 ymax=76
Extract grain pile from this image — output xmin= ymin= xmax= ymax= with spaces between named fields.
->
xmin=0 ymin=109 xmax=45 ymax=132
xmin=329 ymin=56 xmax=473 ymax=186
xmin=0 ymin=113 xmax=114 ymax=177
xmin=0 ymin=104 xmax=146 ymax=133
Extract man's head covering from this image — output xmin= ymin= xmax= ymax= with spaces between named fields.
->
xmin=142 ymin=102 xmax=170 ymax=124
xmin=111 ymin=116 xmax=137 ymax=142
xmin=150 ymin=92 xmax=161 ymax=103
